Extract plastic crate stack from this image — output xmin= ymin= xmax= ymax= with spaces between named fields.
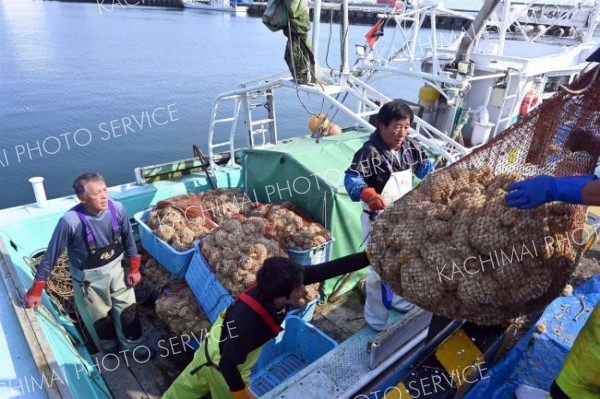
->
xmin=134 ymin=200 xmax=334 ymax=325
xmin=134 ymin=210 xmax=196 ymax=278
xmin=185 ymin=246 xmax=326 ymax=323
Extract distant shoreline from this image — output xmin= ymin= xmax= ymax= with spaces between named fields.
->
xmin=51 ymin=0 xmax=478 ymax=28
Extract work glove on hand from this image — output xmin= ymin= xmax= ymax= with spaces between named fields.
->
xmin=360 ymin=187 xmax=386 ymax=211
xmin=365 ymin=250 xmax=373 ymax=265
xmin=24 ymin=280 xmax=46 ymax=310
xmin=230 ymin=387 xmax=256 ymax=399
xmin=505 ymin=175 xmax=597 ymax=209
xmin=127 ymin=255 xmax=142 ymax=287
xmin=415 ymin=159 xmax=434 ymax=179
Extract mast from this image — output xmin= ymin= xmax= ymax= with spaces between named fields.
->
xmin=455 ymin=0 xmax=501 ymax=64
xmin=341 ymin=0 xmax=350 ymax=75
xmin=312 ymin=0 xmax=322 ymax=68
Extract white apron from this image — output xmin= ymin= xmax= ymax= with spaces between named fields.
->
xmin=360 ymin=169 xmax=413 ymax=243
xmin=360 ymin=168 xmax=414 ymax=331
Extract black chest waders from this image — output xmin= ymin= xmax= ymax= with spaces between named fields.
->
xmin=71 ymin=201 xmax=142 ymax=352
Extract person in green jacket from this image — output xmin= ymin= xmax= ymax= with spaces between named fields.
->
xmin=161 ymin=251 xmax=371 ymax=399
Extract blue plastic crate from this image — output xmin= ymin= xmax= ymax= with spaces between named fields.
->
xmin=288 ymin=297 xmax=318 ymax=322
xmin=250 ymin=316 xmax=337 ymax=397
xmin=186 ymin=248 xmax=234 ymax=323
xmin=186 ymin=247 xmax=320 ymax=324
xmin=133 ymin=210 xmax=196 ymax=278
xmin=287 ymin=238 xmax=334 ymax=266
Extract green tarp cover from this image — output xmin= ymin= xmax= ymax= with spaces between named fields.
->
xmin=239 ymin=131 xmax=372 ymax=301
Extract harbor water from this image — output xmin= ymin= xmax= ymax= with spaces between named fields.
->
xmin=0 ymin=0 xmax=467 ymax=209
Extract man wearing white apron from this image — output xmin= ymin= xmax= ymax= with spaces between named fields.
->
xmin=345 ymin=100 xmax=434 ymax=331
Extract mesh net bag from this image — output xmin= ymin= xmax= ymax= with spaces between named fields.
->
xmin=155 ymin=283 xmax=212 ymax=337
xmin=368 ymin=66 xmax=600 ymax=325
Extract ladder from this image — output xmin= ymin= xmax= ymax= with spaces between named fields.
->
xmin=206 ymin=78 xmax=282 ymax=168
xmin=241 ymin=88 xmax=277 ymax=149
xmin=494 ymin=69 xmax=522 ymax=136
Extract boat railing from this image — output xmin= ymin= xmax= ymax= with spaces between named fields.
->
xmin=206 ymin=71 xmax=470 ymax=169
xmin=359 ymin=1 xmax=475 ymax=68
xmin=352 ymin=1 xmax=474 ymax=101
xmin=412 ymin=115 xmax=471 ymax=162
xmin=355 ymin=0 xmax=599 ymax=96
xmin=206 ymin=74 xmax=387 ymax=168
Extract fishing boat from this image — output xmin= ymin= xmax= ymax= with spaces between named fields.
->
xmin=1 ymin=0 xmax=599 ymax=398
xmin=182 ymin=0 xmax=248 ymax=14
xmin=352 ymin=0 xmax=600 ymax=146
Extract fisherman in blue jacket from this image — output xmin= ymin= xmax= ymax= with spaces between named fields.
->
xmin=344 ymin=100 xmax=434 ymax=331
xmin=24 ymin=173 xmax=152 ymax=359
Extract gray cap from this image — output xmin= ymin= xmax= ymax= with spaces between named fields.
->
xmin=586 ymin=47 xmax=600 ymax=62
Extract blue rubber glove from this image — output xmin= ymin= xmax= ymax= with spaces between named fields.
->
xmin=415 ymin=159 xmax=434 ymax=179
xmin=381 ymin=281 xmax=394 ymax=310
xmin=505 ymin=175 xmax=597 ymax=209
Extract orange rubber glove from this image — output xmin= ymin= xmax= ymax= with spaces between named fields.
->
xmin=24 ymin=280 xmax=47 ymax=310
xmin=360 ymin=187 xmax=386 ymax=211
xmin=230 ymin=387 xmax=256 ymax=399
xmin=366 ymin=250 xmax=373 ymax=264
xmin=127 ymin=255 xmax=142 ymax=287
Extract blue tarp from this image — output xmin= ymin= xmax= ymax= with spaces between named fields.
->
xmin=465 ymin=275 xmax=600 ymax=398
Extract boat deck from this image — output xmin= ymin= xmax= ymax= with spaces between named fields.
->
xmin=92 ymin=236 xmax=600 ymax=399
xmin=88 ymin=309 xmax=193 ymax=399
xmin=90 ymin=280 xmax=372 ymax=398
xmin=3 ymin=216 xmax=599 ymax=398
xmin=1 ymin=142 xmax=599 ymax=398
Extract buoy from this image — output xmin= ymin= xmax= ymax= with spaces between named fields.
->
xmin=308 ymin=114 xmax=330 ymax=134
xmin=327 ymin=123 xmax=342 ymax=136
xmin=418 ymin=86 xmax=440 ymax=124
xmin=520 ymin=92 xmax=541 ymax=116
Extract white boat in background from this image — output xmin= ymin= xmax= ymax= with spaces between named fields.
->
xmin=182 ymin=0 xmax=249 ymax=14
xmin=352 ymin=0 xmax=600 ymax=146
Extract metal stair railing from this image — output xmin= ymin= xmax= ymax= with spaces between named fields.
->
xmin=494 ymin=69 xmax=522 ymax=136
xmin=412 ymin=116 xmax=471 ymax=163
xmin=206 ymin=73 xmax=470 ymax=168
xmin=241 ymin=88 xmax=277 ymax=150
xmin=207 ymin=93 xmax=243 ymax=168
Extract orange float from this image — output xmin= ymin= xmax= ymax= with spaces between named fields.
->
xmin=520 ymin=92 xmax=542 ymax=116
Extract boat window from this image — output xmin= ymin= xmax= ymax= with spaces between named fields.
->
xmin=544 ymin=75 xmax=574 ymax=96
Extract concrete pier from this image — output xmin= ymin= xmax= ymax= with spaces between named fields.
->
xmin=58 ymin=0 xmax=184 ymax=8
xmin=52 ymin=0 xmax=473 ymax=28
xmin=51 ymin=0 xmax=476 ymax=30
